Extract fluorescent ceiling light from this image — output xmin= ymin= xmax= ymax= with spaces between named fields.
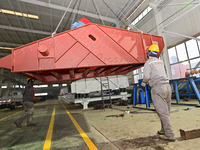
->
xmin=0 ymin=9 xmax=39 ymax=19
xmin=0 ymin=47 xmax=12 ymax=50
xmin=1 ymin=86 xmax=7 ymax=88
xmin=35 ymin=93 xmax=48 ymax=96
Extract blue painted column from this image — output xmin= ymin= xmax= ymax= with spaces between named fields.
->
xmin=133 ymin=84 xmax=137 ymax=106
xmin=188 ymin=78 xmax=200 ymax=103
xmin=145 ymin=85 xmax=150 ymax=107
xmin=173 ymin=81 xmax=180 ymax=103
xmin=186 ymin=81 xmax=191 ymax=99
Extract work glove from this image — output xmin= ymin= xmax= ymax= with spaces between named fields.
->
xmin=141 ymin=82 xmax=146 ymax=87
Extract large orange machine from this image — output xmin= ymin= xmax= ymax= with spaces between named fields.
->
xmin=0 ymin=23 xmax=164 ymax=83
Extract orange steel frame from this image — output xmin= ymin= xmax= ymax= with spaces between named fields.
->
xmin=0 ymin=23 xmax=165 ymax=83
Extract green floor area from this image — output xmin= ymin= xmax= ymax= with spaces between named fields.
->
xmin=0 ymin=100 xmax=113 ymax=150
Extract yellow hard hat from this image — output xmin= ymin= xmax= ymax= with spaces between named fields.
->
xmin=27 ymin=78 xmax=31 ymax=81
xmin=148 ymin=44 xmax=159 ymax=53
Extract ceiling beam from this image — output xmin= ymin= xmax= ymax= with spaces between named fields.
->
xmin=163 ymin=30 xmax=200 ymax=41
xmin=0 ymin=25 xmax=51 ymax=35
xmin=16 ymin=0 xmax=117 ymax=24
xmin=0 ymin=73 xmax=26 ymax=85
xmin=0 ymin=53 xmax=10 ymax=57
xmin=0 ymin=42 xmax=21 ymax=47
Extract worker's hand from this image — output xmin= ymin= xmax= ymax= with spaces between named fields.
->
xmin=141 ymin=82 xmax=146 ymax=87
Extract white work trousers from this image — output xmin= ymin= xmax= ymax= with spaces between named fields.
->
xmin=151 ymin=84 xmax=175 ymax=138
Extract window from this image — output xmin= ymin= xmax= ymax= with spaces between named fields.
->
xmin=190 ymin=58 xmax=200 ymax=77
xmin=179 ymin=61 xmax=189 ymax=78
xmin=190 ymin=58 xmax=200 ymax=69
xmin=132 ymin=68 xmax=143 ymax=84
xmin=134 ymin=18 xmax=139 ymax=24
xmin=133 ymin=69 xmax=138 ymax=74
xmin=129 ymin=6 xmax=152 ymax=26
xmin=143 ymin=9 xmax=148 ymax=16
xmin=147 ymin=7 xmax=152 ymax=12
xmin=168 ymin=47 xmax=178 ymax=64
xmin=186 ymin=39 xmax=199 ymax=59
xmin=134 ymin=75 xmax=139 ymax=84
xmin=176 ymin=43 xmax=187 ymax=61
xmin=168 ymin=36 xmax=200 ymax=79
xmin=138 ymin=14 xmax=143 ymax=20
xmin=197 ymin=35 xmax=200 ymax=48
xmin=171 ymin=64 xmax=181 ymax=79
xmin=141 ymin=67 xmax=144 ymax=72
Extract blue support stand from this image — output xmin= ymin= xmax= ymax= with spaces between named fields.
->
xmin=173 ymin=81 xmax=180 ymax=103
xmin=186 ymin=81 xmax=191 ymax=99
xmin=133 ymin=84 xmax=137 ymax=106
xmin=133 ymin=79 xmax=151 ymax=108
xmin=145 ymin=86 xmax=150 ymax=107
xmin=170 ymin=76 xmax=200 ymax=105
xmin=188 ymin=77 xmax=200 ymax=103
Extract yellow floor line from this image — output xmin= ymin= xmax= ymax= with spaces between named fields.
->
xmin=61 ymin=102 xmax=98 ymax=150
xmin=43 ymin=106 xmax=56 ymax=150
xmin=0 ymin=111 xmax=21 ymax=122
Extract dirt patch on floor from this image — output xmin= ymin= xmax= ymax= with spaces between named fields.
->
xmin=114 ymin=135 xmax=170 ymax=150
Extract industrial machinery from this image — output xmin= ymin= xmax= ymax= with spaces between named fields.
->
xmin=0 ymin=23 xmax=164 ymax=83
xmin=59 ymin=75 xmax=131 ymax=109
xmin=0 ymin=89 xmax=23 ymax=110
xmin=170 ymin=75 xmax=200 ymax=105
xmin=133 ymin=76 xmax=200 ymax=108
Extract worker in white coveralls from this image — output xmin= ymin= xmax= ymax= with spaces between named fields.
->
xmin=141 ymin=44 xmax=175 ymax=142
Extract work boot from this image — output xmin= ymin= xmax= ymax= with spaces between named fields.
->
xmin=157 ymin=130 xmax=164 ymax=135
xmin=14 ymin=121 xmax=22 ymax=128
xmin=159 ymin=135 xmax=176 ymax=142
xmin=27 ymin=122 xmax=36 ymax=126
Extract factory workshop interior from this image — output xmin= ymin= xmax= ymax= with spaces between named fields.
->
xmin=0 ymin=0 xmax=200 ymax=149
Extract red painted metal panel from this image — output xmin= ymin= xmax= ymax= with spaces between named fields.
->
xmin=78 ymin=53 xmax=105 ymax=67
xmin=39 ymin=58 xmax=54 ymax=70
xmin=55 ymin=42 xmax=90 ymax=69
xmin=54 ymin=33 xmax=77 ymax=62
xmin=0 ymin=55 xmax=11 ymax=70
xmin=12 ymin=43 xmax=38 ymax=72
xmin=97 ymin=26 xmax=146 ymax=62
xmin=68 ymin=24 xmax=139 ymax=65
xmin=0 ymin=23 xmax=165 ymax=83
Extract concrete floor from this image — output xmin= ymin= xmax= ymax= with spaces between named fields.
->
xmin=0 ymin=99 xmax=200 ymax=150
